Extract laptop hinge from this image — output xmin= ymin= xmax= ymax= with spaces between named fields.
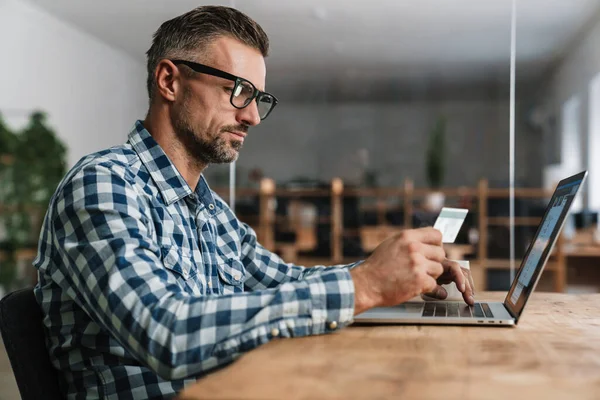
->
xmin=503 ymin=302 xmax=518 ymax=320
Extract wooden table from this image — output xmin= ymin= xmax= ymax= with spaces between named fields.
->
xmin=178 ymin=292 xmax=600 ymax=400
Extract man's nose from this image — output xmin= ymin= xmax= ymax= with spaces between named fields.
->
xmin=236 ymin=101 xmax=261 ymax=127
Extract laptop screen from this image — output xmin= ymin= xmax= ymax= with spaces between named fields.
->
xmin=504 ymin=171 xmax=587 ymax=321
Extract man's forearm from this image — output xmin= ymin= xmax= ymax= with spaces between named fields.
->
xmin=349 ymin=263 xmax=380 ymax=315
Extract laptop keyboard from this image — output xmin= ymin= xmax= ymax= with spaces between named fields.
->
xmin=422 ymin=302 xmax=494 ymax=318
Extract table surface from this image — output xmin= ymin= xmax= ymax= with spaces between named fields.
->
xmin=178 ymin=292 xmax=600 ymax=400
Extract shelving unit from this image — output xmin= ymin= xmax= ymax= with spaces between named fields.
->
xmin=215 ymin=177 xmax=575 ymax=292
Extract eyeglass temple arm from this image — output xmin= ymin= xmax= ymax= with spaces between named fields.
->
xmin=171 ymin=60 xmax=238 ymax=82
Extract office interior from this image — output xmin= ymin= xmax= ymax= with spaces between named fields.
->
xmin=1 ymin=0 xmax=600 ymax=398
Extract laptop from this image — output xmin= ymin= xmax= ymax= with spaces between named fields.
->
xmin=354 ymin=171 xmax=587 ymax=327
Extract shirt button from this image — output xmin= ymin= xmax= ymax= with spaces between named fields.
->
xmin=271 ymin=328 xmax=280 ymax=337
xmin=207 ymin=281 xmax=212 ymax=287
xmin=208 ymin=204 xmax=215 ymax=210
xmin=328 ymin=321 xmax=338 ymax=330
xmin=233 ymin=273 xmax=241 ymax=281
xmin=182 ymin=270 xmax=189 ymax=279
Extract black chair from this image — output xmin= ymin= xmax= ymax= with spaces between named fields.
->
xmin=0 ymin=288 xmax=63 ymax=400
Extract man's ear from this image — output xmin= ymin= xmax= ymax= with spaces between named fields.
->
xmin=154 ymin=60 xmax=180 ymax=102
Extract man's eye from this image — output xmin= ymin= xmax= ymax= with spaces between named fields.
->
xmin=224 ymin=87 xmax=234 ymax=93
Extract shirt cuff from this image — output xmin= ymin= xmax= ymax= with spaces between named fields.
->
xmin=345 ymin=260 xmax=364 ymax=270
xmin=306 ymin=267 xmax=355 ymax=335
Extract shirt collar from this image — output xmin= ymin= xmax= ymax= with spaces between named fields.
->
xmin=128 ymin=120 xmax=216 ymax=208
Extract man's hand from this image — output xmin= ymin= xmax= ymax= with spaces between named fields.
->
xmin=350 ymin=227 xmax=476 ymax=315
xmin=350 ymin=227 xmax=446 ymax=315
xmin=421 ymin=259 xmax=475 ymax=306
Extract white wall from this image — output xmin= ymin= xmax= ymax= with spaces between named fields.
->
xmin=557 ymin=96 xmax=584 ymax=211
xmin=544 ymin=14 xmax=600 ymax=210
xmin=0 ymin=0 xmax=147 ymax=167
xmin=550 ymin=19 xmax=600 ymax=110
xmin=588 ymin=74 xmax=600 ymax=210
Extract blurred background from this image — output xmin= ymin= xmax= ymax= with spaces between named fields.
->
xmin=1 ymin=0 xmax=600 ymax=397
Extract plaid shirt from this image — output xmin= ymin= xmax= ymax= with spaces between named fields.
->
xmin=33 ymin=121 xmax=357 ymax=399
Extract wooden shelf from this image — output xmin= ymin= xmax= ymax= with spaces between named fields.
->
xmin=487 ymin=217 xmax=542 ymax=226
xmin=273 ymin=216 xmax=330 ymax=224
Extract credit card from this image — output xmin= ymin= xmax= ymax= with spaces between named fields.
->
xmin=433 ymin=207 xmax=469 ymax=243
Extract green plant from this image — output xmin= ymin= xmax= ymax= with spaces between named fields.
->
xmin=11 ymin=111 xmax=67 ymax=245
xmin=0 ymin=111 xmax=67 ymax=288
xmin=425 ymin=116 xmax=446 ymax=189
xmin=0 ymin=114 xmax=18 ymax=158
xmin=0 ymin=114 xmax=19 ymax=288
xmin=0 ymin=114 xmax=17 ymax=202
xmin=13 ymin=112 xmax=67 ymax=207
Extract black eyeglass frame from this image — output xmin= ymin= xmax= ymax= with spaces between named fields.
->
xmin=170 ymin=59 xmax=278 ymax=120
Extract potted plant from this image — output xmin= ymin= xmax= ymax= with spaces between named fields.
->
xmin=424 ymin=116 xmax=446 ymax=212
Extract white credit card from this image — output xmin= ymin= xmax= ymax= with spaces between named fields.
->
xmin=433 ymin=207 xmax=469 ymax=243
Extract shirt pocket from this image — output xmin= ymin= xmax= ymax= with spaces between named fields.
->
xmin=215 ymin=254 xmax=246 ymax=294
xmin=161 ymin=245 xmax=197 ymax=282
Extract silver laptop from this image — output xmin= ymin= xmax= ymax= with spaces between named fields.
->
xmin=354 ymin=171 xmax=587 ymax=327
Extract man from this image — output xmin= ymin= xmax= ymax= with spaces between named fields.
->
xmin=34 ymin=6 xmax=474 ymax=399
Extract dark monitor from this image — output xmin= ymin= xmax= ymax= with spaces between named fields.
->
xmin=573 ymin=210 xmax=598 ymax=229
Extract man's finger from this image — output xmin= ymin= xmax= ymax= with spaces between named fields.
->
xmin=461 ymin=268 xmax=476 ymax=306
xmin=425 ymin=260 xmax=444 ymax=279
xmin=423 ymin=284 xmax=448 ymax=300
xmin=408 ymin=241 xmax=446 ymax=263
xmin=465 ymin=268 xmax=476 ymax=296
xmin=421 ymin=275 xmax=439 ymax=294
xmin=441 ymin=259 xmax=466 ymax=293
xmin=404 ymin=227 xmax=443 ymax=246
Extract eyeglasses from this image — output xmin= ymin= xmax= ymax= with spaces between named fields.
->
xmin=170 ymin=59 xmax=278 ymax=120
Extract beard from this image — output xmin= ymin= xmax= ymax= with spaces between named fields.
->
xmin=171 ymin=87 xmax=246 ymax=165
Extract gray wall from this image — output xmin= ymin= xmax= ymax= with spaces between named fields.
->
xmin=205 ymin=99 xmax=542 ymax=189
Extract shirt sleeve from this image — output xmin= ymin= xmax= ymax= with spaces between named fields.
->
xmin=239 ymin=222 xmax=363 ymax=290
xmin=45 ymin=161 xmax=356 ymax=381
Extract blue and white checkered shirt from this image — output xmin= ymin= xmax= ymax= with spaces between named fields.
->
xmin=33 ymin=121 xmax=357 ymax=399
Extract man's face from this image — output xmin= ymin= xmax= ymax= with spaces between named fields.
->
xmin=170 ymin=36 xmax=266 ymax=164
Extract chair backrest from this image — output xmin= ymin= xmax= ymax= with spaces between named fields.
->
xmin=0 ymin=288 xmax=63 ymax=400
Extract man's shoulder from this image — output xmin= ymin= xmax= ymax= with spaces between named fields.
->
xmin=69 ymin=144 xmax=141 ymax=182
xmin=52 ymin=144 xmax=144 ymax=206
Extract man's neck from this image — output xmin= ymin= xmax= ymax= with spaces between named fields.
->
xmin=143 ymin=110 xmax=207 ymax=192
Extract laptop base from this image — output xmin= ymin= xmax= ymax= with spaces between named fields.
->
xmin=353 ymin=301 xmax=515 ymax=326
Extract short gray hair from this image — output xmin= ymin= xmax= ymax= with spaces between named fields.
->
xmin=146 ymin=5 xmax=269 ymax=101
